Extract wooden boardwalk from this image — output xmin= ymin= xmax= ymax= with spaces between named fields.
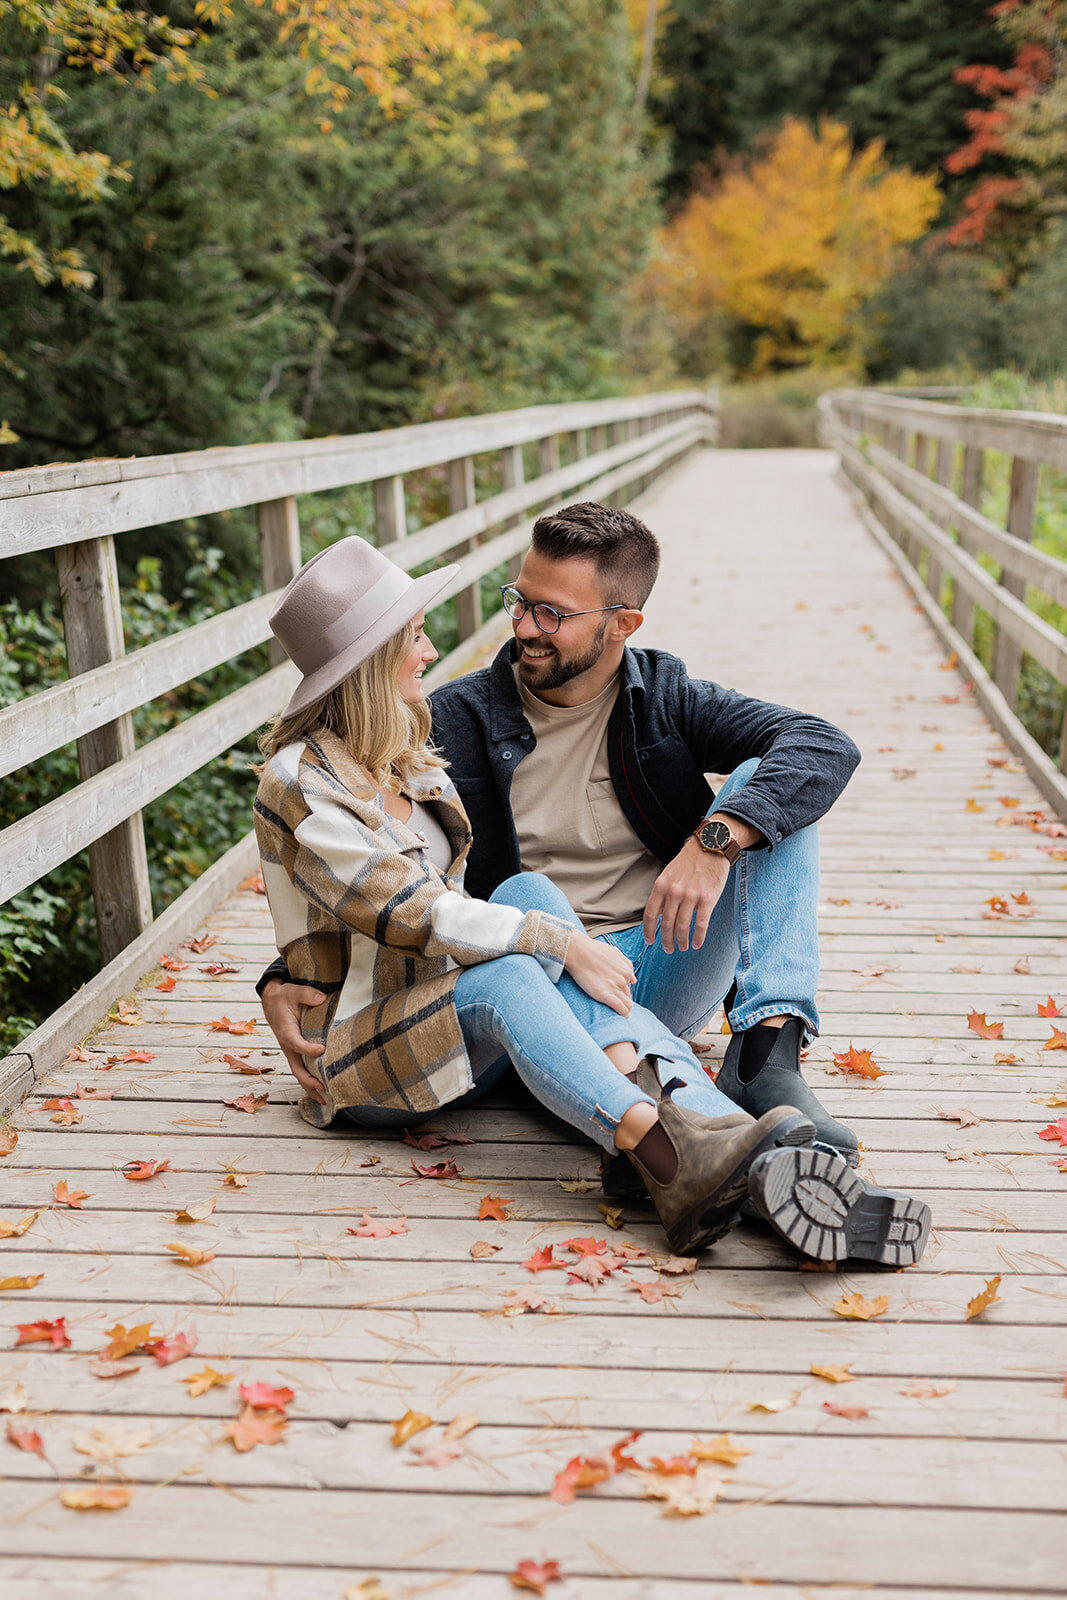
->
xmin=1 ymin=447 xmax=1065 ymax=1598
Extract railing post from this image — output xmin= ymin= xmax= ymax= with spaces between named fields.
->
xmin=501 ymin=443 xmax=525 ymax=582
xmin=55 ymin=537 xmax=153 ymax=963
xmin=927 ymin=441 xmax=954 ymax=613
xmin=952 ymin=445 xmax=984 ymax=644
xmin=991 ymin=456 xmax=1039 ymax=708
xmin=450 ymin=456 xmax=481 ymax=640
xmin=538 ymin=436 xmax=561 ymax=477
xmin=372 ymin=476 xmax=406 ymax=545
xmin=568 ymin=429 xmax=588 ymax=459
xmin=257 ymin=495 xmax=302 ymax=667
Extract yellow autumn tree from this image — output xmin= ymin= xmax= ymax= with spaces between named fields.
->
xmin=658 ymin=117 xmax=942 ymax=371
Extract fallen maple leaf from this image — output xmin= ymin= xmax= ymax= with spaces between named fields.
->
xmin=523 ymin=1246 xmax=562 ymax=1272
xmin=900 ymin=1378 xmax=957 ymax=1399
xmin=0 ymin=1274 xmax=44 ymax=1291
xmin=509 ymin=1559 xmax=562 ymax=1595
xmin=408 ymin=1413 xmax=479 ymax=1468
xmin=470 ymin=1241 xmax=501 ymax=1259
xmin=391 ymin=1409 xmax=433 ymax=1446
xmin=239 ymin=1382 xmax=294 ymax=1412
xmin=222 ymin=1092 xmax=269 ymax=1114
xmin=833 ymin=1293 xmax=890 ymax=1321
xmin=965 ymin=798 xmax=985 ymax=812
xmin=811 ymin=1362 xmax=855 ymax=1383
xmin=202 ymin=963 xmax=239 ymax=976
xmin=597 ymin=1203 xmax=624 ymax=1230
xmin=53 ymin=1180 xmax=90 ymax=1208
xmin=6 ymin=1420 xmax=45 ymax=1457
xmin=0 ymin=1383 xmax=29 ymax=1412
xmin=822 ymin=1401 xmax=871 ymax=1420
xmin=41 ymin=1097 xmax=75 ymax=1112
xmin=72 ymin=1422 xmax=152 ymax=1460
xmin=143 ymin=1325 xmax=197 ymax=1365
xmin=403 ymin=1130 xmax=453 ymax=1151
xmin=965 ymin=1275 xmax=1003 ymax=1320
xmin=852 ymin=966 xmax=891 ymax=978
xmin=830 ymin=1044 xmax=884 ymax=1080
xmin=494 ymin=1288 xmax=553 ymax=1316
xmin=155 ymin=976 xmax=177 ymax=992
xmin=410 ymin=1160 xmax=462 ymax=1179
xmin=60 ymin=1485 xmax=132 ymax=1511
xmin=122 ymin=1049 xmax=154 ymax=1063
xmin=209 ymin=1017 xmax=258 ymax=1036
xmin=565 ymin=1256 xmax=612 ymax=1286
xmin=967 ymin=1011 xmax=1004 ymax=1040
xmin=184 ymin=1366 xmax=233 ymax=1397
xmin=75 ymin=1084 xmax=114 ymax=1100
xmin=994 ymin=1053 xmax=1022 ymax=1065
xmin=121 ymin=1159 xmax=170 ymax=1181
xmin=88 ymin=1358 xmax=139 ymax=1379
xmin=107 ymin=1000 xmax=143 ymax=1026
xmin=655 ymin=1254 xmax=699 ymax=1274
xmin=561 ymin=1236 xmax=608 ymax=1256
xmin=479 ymin=1195 xmax=512 ymax=1222
xmin=221 ymin=1052 xmax=273 ymax=1075
xmin=15 ymin=1317 xmax=70 ymax=1349
xmin=1037 ymin=1119 xmax=1067 ymax=1146
xmin=1044 ymin=1028 xmax=1067 ymax=1052
xmin=944 ymin=1146 xmax=986 ymax=1162
xmin=632 ymin=1463 xmax=729 ymax=1516
xmin=159 ymin=954 xmax=188 ymax=971
xmin=0 ymin=1211 xmax=38 ymax=1239
xmin=347 ymin=1213 xmax=409 ymax=1239
xmin=1038 ymin=997 xmax=1063 ymax=1017
xmin=223 ymin=1404 xmax=287 ymax=1451
xmin=175 ymin=1198 xmax=216 ymax=1224
xmin=557 ymin=1177 xmax=598 ymax=1194
xmin=222 ymin=1172 xmax=249 ymax=1187
xmin=0 ymin=1127 xmax=17 ymax=1156
xmin=184 ymin=933 xmax=217 ymax=953
xmin=65 ymin=1046 xmax=100 ymax=1062
xmin=240 ymin=872 xmax=266 ymax=893
xmin=936 ymin=1108 xmax=981 ymax=1128
xmin=1014 ymin=957 xmax=1032 ymax=973
xmin=165 ymin=1240 xmax=216 ymax=1267
xmin=747 ymin=1393 xmax=800 ymax=1413
xmin=551 ymin=1449 xmax=615 ymax=1503
xmin=103 ymin=1321 xmax=154 ymax=1360
xmin=690 ymin=1433 xmax=751 ymax=1466
xmin=630 ymin=1281 xmax=685 ymax=1305
xmin=50 ymin=1108 xmax=82 ymax=1126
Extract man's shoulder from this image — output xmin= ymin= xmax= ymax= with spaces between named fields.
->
xmin=429 ymin=662 xmax=494 ymax=714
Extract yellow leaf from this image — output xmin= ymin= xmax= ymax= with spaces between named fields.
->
xmin=183 ymin=1366 xmax=234 ymax=1397
xmin=690 ymin=1432 xmax=751 ymax=1466
xmin=390 ymin=1409 xmax=433 ymax=1446
xmin=832 ymin=1292 xmax=890 ymax=1321
xmin=965 ymin=1275 xmax=1002 ymax=1321
xmin=0 ymin=1274 xmax=43 ymax=1291
xmin=811 ymin=1362 xmax=856 ymax=1383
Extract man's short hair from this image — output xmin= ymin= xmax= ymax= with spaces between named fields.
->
xmin=530 ymin=502 xmax=661 ymax=609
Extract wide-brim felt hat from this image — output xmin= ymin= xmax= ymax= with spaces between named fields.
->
xmin=269 ymin=536 xmax=459 ymax=717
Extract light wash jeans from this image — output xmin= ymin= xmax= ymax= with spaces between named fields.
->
xmin=342 ymin=871 xmax=741 ymax=1152
xmin=600 ymin=757 xmax=821 ymax=1043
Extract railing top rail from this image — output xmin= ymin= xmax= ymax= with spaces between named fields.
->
xmin=825 ymin=388 xmax=1067 ymax=471
xmin=0 ymin=388 xmax=713 ymax=560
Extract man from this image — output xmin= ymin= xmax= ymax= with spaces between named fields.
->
xmin=261 ymin=502 xmax=931 ymax=1265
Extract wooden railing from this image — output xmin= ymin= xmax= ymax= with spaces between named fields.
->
xmin=0 ymin=387 xmax=717 ymax=1098
xmin=818 ymin=388 xmax=1067 ymax=820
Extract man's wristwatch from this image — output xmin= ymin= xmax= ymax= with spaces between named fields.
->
xmin=692 ymin=817 xmax=742 ymax=865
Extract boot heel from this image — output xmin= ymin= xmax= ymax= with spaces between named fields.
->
xmin=749 ymin=1146 xmax=932 ymax=1267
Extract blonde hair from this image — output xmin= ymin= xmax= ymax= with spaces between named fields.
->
xmin=258 ymin=620 xmax=446 ymax=791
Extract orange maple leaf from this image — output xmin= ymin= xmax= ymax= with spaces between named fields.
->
xmin=523 ymin=1246 xmax=562 ymax=1272
xmin=479 ymin=1195 xmax=512 ymax=1222
xmin=15 ymin=1317 xmax=70 ymax=1349
xmin=155 ymin=976 xmax=177 ymax=993
xmin=967 ymin=1010 xmax=1004 ymax=1040
xmin=222 ymin=1092 xmax=269 ymax=1114
xmin=60 ymin=1485 xmax=132 ymax=1511
xmin=832 ymin=1292 xmax=889 ymax=1321
xmin=53 ymin=1180 xmax=90 ymax=1208
xmin=165 ymin=1241 xmax=216 ymax=1267
xmin=831 ymin=1044 xmax=884 ymax=1079
xmin=123 ymin=1049 xmax=154 ymax=1063
xmin=1037 ymin=997 xmax=1063 ymax=1018
xmin=1044 ymin=1028 xmax=1067 ymax=1052
xmin=209 ymin=1017 xmax=258 ymax=1036
xmin=159 ymin=954 xmax=188 ymax=971
xmin=822 ymin=1400 xmax=871 ymax=1420
xmin=223 ymin=1403 xmax=288 ymax=1452
xmin=121 ymin=1159 xmax=170 ymax=1181
xmin=103 ymin=1322 xmax=154 ymax=1360
xmin=965 ymin=1275 xmax=1002 ymax=1320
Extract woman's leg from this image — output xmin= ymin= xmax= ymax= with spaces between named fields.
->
xmin=489 ymin=872 xmax=743 ymax=1118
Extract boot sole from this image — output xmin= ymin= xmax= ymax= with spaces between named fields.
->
xmin=748 ymin=1146 xmax=932 ymax=1267
xmin=666 ymin=1112 xmax=817 ymax=1255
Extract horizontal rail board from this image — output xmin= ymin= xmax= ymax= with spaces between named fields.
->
xmin=0 ymin=390 xmax=711 ymax=557
xmin=833 ymin=388 xmax=1067 ymax=471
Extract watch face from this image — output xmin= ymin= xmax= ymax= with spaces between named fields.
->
xmin=700 ymin=819 xmax=733 ymax=852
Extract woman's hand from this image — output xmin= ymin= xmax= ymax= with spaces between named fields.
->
xmin=563 ymin=930 xmax=636 ymax=1016
xmin=260 ymin=980 xmax=328 ymax=1105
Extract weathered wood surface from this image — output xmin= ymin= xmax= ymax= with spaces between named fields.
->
xmin=2 ymin=448 xmax=1066 ymax=1597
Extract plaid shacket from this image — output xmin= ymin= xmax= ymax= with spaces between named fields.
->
xmin=254 ymin=729 xmax=573 ymax=1129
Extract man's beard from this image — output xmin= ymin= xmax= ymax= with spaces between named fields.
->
xmin=516 ymin=621 xmax=609 ymax=691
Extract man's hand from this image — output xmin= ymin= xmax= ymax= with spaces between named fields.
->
xmin=643 ymin=813 xmax=764 ymax=953
xmin=261 ymin=979 xmax=327 ymax=1105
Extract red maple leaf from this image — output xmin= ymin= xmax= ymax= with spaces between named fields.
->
xmin=560 ymin=1236 xmax=608 ymax=1256
xmin=123 ymin=1050 xmax=154 ymax=1064
xmin=155 ymin=976 xmax=177 ymax=992
xmin=6 ymin=1420 xmax=46 ymax=1457
xmin=238 ymin=1382 xmax=294 ymax=1412
xmin=1037 ymin=997 xmax=1062 ymax=1018
xmin=209 ymin=1017 xmax=258 ymax=1036
xmin=1044 ymin=1027 xmax=1067 ymax=1053
xmin=479 ymin=1195 xmax=512 ymax=1222
xmin=967 ymin=1010 xmax=1004 ymax=1040
xmin=347 ymin=1213 xmax=408 ymax=1238
xmin=14 ymin=1317 xmax=70 ymax=1350
xmin=143 ymin=1325 xmax=197 ymax=1365
xmin=509 ymin=1558 xmax=562 ymax=1595
xmin=522 ymin=1246 xmax=562 ymax=1273
xmin=159 ymin=954 xmax=188 ymax=972
xmin=121 ymin=1159 xmax=170 ymax=1181
xmin=202 ymin=963 xmax=239 ymax=976
xmin=410 ymin=1160 xmax=462 ymax=1179
xmin=1037 ymin=1119 xmax=1067 ymax=1147
xmin=184 ymin=934 xmax=217 ymax=953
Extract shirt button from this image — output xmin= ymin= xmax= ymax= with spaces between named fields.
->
xmin=502 ymin=750 xmax=513 ymax=761
xmin=639 ymin=751 xmax=649 ymax=763
xmin=776 ymin=831 xmax=783 ymax=841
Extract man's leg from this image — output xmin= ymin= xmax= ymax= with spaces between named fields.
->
xmin=604 ymin=758 xmax=857 ymax=1162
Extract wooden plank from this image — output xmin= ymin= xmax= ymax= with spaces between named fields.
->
xmin=54 ymin=537 xmax=152 ymax=962
xmin=991 ymin=457 xmax=1040 ymax=708
xmin=256 ymin=495 xmax=301 ymax=667
xmin=371 ymin=474 xmax=406 ymax=544
xmin=450 ymin=455 xmax=482 ymax=640
xmin=830 ymin=386 xmax=1067 ymax=470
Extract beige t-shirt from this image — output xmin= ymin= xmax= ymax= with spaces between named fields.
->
xmin=510 ymin=667 xmax=662 ymax=935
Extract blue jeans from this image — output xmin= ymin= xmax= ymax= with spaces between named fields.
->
xmin=600 ymin=758 xmax=821 ymax=1042
xmin=342 ymin=872 xmax=741 ymax=1152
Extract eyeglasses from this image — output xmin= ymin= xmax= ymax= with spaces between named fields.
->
xmin=499 ymin=584 xmax=624 ymax=636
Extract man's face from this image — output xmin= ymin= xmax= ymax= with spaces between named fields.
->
xmin=510 ymin=551 xmax=616 ymax=692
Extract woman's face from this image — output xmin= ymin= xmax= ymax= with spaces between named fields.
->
xmin=396 ymin=612 xmax=438 ymax=704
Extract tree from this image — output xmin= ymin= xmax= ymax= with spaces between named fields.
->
xmin=655 ymin=118 xmax=941 ymax=372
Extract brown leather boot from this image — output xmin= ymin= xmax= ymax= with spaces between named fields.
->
xmin=624 ymin=1099 xmax=816 ymax=1255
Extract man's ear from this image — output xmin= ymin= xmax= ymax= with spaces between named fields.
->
xmin=612 ymin=608 xmax=643 ymax=642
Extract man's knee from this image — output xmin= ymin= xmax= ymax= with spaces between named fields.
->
xmin=716 ymin=756 xmax=761 ymax=798
xmin=490 ymin=871 xmax=565 ymax=912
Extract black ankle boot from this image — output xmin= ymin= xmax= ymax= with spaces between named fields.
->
xmin=718 ymin=1017 xmax=859 ymax=1166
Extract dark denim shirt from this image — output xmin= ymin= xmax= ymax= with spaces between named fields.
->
xmin=256 ymin=639 xmax=859 ymax=992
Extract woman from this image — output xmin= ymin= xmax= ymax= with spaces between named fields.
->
xmin=254 ymin=536 xmax=814 ymax=1256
